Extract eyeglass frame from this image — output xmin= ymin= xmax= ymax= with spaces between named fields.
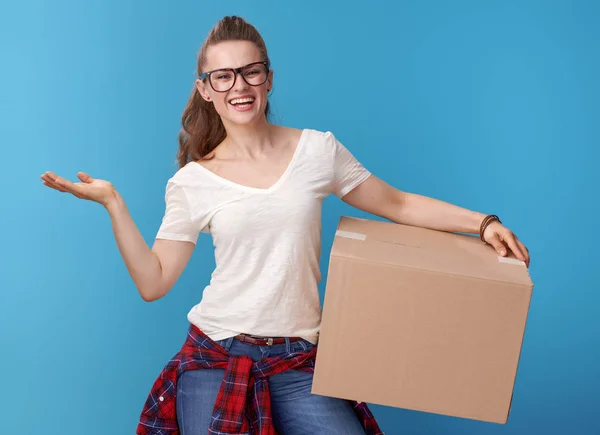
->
xmin=199 ymin=61 xmax=270 ymax=93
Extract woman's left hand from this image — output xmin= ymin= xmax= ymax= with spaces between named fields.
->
xmin=483 ymin=221 xmax=530 ymax=267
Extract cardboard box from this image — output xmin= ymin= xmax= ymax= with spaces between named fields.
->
xmin=312 ymin=216 xmax=533 ymax=424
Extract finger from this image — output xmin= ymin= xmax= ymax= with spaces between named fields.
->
xmin=487 ymin=235 xmax=508 ymax=256
xmin=41 ymin=176 xmax=68 ymax=193
xmin=42 ymin=180 xmax=64 ymax=192
xmin=43 ymin=171 xmax=59 ymax=180
xmin=77 ymin=172 xmax=93 ymax=183
xmin=41 ymin=172 xmax=66 ymax=189
xmin=40 ymin=172 xmax=57 ymax=184
xmin=54 ymin=176 xmax=85 ymax=196
xmin=44 ymin=171 xmax=65 ymax=185
xmin=516 ymin=239 xmax=530 ymax=266
xmin=503 ymin=233 xmax=526 ymax=262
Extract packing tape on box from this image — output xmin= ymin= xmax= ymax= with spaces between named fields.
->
xmin=335 ymin=230 xmax=367 ymax=241
xmin=498 ymin=256 xmax=525 ymax=266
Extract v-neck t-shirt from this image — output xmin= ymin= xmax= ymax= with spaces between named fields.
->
xmin=155 ymin=129 xmax=371 ymax=343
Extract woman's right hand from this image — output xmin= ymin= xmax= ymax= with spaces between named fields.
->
xmin=40 ymin=171 xmax=118 ymax=207
xmin=40 ymin=170 xmax=196 ymax=302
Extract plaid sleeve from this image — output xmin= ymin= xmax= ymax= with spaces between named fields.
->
xmin=137 ymin=375 xmax=179 ymax=434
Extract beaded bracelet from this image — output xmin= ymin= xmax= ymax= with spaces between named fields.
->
xmin=480 ymin=214 xmax=501 ymax=242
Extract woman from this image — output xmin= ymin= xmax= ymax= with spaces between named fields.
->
xmin=41 ymin=15 xmax=529 ymax=435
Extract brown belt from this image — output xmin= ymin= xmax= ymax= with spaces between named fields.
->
xmin=235 ymin=333 xmax=303 ymax=346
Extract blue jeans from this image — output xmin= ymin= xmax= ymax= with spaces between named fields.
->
xmin=176 ymin=336 xmax=366 ymax=434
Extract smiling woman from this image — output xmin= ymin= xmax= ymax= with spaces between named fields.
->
xmin=177 ymin=18 xmax=274 ymax=167
xmin=40 ymin=14 xmax=530 ymax=435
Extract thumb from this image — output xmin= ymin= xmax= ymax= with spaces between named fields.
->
xmin=77 ymin=172 xmax=93 ymax=183
xmin=487 ymin=235 xmax=507 ymax=256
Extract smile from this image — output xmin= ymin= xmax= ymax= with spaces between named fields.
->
xmin=228 ymin=96 xmax=256 ymax=112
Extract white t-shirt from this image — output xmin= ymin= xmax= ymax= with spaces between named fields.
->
xmin=155 ymin=128 xmax=371 ymax=344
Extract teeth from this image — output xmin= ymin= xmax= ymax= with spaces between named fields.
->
xmin=230 ymin=97 xmax=254 ymax=105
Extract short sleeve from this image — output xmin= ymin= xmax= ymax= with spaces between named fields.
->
xmin=330 ymin=133 xmax=371 ymax=198
xmin=155 ymin=180 xmax=200 ymax=245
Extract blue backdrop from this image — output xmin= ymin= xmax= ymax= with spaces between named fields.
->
xmin=2 ymin=1 xmax=598 ymax=434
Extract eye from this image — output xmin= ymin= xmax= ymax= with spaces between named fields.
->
xmin=214 ymin=72 xmax=233 ymax=81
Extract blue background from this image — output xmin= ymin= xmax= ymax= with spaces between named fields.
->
xmin=2 ymin=0 xmax=598 ymax=434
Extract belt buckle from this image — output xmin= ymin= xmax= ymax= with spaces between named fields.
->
xmin=266 ymin=337 xmax=274 ymax=346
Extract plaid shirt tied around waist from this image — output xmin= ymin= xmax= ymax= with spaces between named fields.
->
xmin=136 ymin=324 xmax=383 ymax=435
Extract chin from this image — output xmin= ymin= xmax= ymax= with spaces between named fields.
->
xmin=222 ymin=105 xmax=267 ymax=126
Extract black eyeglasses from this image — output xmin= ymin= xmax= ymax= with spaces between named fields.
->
xmin=199 ymin=61 xmax=270 ymax=93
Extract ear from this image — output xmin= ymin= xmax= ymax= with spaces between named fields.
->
xmin=267 ymin=69 xmax=274 ymax=92
xmin=195 ymin=79 xmax=212 ymax=102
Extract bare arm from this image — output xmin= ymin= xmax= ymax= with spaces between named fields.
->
xmin=41 ymin=171 xmax=194 ymax=301
xmin=342 ymin=175 xmax=530 ymax=266
xmin=105 ymin=193 xmax=195 ymax=301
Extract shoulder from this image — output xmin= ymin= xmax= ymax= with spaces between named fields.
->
xmin=165 ymin=162 xmax=199 ymax=187
xmin=299 ymin=127 xmax=334 ymax=141
xmin=294 ymin=128 xmax=341 ymax=158
xmin=162 ymin=162 xmax=215 ymax=202
xmin=270 ymin=125 xmax=305 ymax=150
xmin=273 ymin=125 xmax=335 ymax=144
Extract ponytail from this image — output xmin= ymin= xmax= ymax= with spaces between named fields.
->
xmin=176 ymin=16 xmax=271 ymax=169
xmin=177 ymin=84 xmax=227 ymax=168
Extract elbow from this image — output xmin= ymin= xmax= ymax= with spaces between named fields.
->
xmin=140 ymin=292 xmax=157 ymax=303
xmin=385 ymin=190 xmax=410 ymax=224
xmin=139 ymin=285 xmax=166 ymax=303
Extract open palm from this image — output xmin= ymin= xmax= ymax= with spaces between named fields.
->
xmin=40 ymin=171 xmax=116 ymax=206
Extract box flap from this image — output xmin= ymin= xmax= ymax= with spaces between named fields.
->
xmin=332 ymin=217 xmax=532 ymax=286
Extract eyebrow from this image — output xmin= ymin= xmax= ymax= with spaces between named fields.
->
xmin=204 ymin=61 xmax=265 ymax=74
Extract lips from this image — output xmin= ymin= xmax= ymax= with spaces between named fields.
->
xmin=229 ymin=97 xmax=255 ymax=105
xmin=228 ymin=95 xmax=256 ymax=112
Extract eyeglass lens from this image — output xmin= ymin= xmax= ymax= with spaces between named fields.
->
xmin=209 ymin=63 xmax=268 ymax=92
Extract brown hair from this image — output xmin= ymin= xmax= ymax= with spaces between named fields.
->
xmin=176 ymin=16 xmax=272 ymax=168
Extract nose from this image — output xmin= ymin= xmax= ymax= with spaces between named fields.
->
xmin=231 ymin=70 xmax=249 ymax=92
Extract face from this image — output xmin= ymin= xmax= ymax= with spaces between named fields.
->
xmin=196 ymin=40 xmax=273 ymax=127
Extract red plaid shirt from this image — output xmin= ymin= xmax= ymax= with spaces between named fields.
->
xmin=136 ymin=324 xmax=382 ymax=434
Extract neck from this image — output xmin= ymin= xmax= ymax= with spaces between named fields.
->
xmin=220 ymin=117 xmax=276 ymax=158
